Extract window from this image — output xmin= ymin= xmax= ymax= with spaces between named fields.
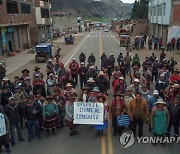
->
xmin=162 ymin=3 xmax=166 ymax=16
xmin=6 ymin=1 xmax=18 ymax=14
xmin=21 ymin=3 xmax=31 ymax=14
xmin=41 ymin=8 xmax=49 ymax=18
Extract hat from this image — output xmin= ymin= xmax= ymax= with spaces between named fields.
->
xmin=28 ymin=95 xmax=34 ymax=99
xmin=65 ymin=83 xmax=72 ymax=87
xmin=110 ymin=53 xmax=114 ymax=56
xmin=92 ymin=87 xmax=100 ymax=92
xmin=172 ymin=84 xmax=179 ymax=88
xmin=155 ymin=58 xmax=159 ymax=61
xmin=160 ymin=73 xmax=165 ymax=77
xmin=174 ymin=69 xmax=179 ymax=73
xmin=34 ymin=66 xmax=40 ymax=70
xmin=98 ymin=71 xmax=104 ymax=76
xmin=48 ymin=59 xmax=53 ymax=62
xmin=49 ymin=73 xmax=54 ymax=77
xmin=126 ymin=86 xmax=132 ymax=91
xmin=22 ymin=69 xmax=30 ymax=74
xmin=113 ymin=91 xmax=123 ymax=97
xmin=46 ymin=95 xmax=54 ymax=99
xmin=96 ymin=93 xmax=106 ymax=101
xmin=9 ymin=97 xmax=15 ymax=101
xmin=87 ymin=78 xmax=95 ymax=83
xmin=89 ymin=65 xmax=95 ymax=69
xmin=81 ymin=62 xmax=85 ymax=65
xmin=72 ymin=58 xmax=76 ymax=61
xmin=153 ymin=90 xmax=159 ymax=95
xmin=2 ymin=77 xmax=9 ymax=81
xmin=0 ymin=62 xmax=3 ymax=65
xmin=119 ymin=77 xmax=124 ymax=80
xmin=134 ymin=79 xmax=140 ymax=83
xmin=34 ymin=73 xmax=40 ymax=77
xmin=155 ymin=99 xmax=167 ymax=105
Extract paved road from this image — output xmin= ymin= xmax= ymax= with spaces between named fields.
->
xmin=8 ymin=30 xmax=180 ymax=154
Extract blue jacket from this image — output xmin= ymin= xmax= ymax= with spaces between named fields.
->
xmin=148 ymin=96 xmax=162 ymax=110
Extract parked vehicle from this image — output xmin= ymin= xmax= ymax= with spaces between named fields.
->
xmin=65 ymin=35 xmax=74 ymax=44
xmin=120 ymin=34 xmax=131 ymax=47
xmin=35 ymin=43 xmax=53 ymax=63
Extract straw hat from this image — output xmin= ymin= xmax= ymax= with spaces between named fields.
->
xmin=65 ymin=83 xmax=73 ymax=87
xmin=134 ymin=78 xmax=140 ymax=83
xmin=2 ymin=77 xmax=9 ymax=81
xmin=153 ymin=90 xmax=159 ymax=95
xmin=113 ymin=91 xmax=123 ymax=97
xmin=22 ymin=69 xmax=30 ymax=74
xmin=87 ymin=78 xmax=95 ymax=83
xmin=96 ymin=93 xmax=106 ymax=102
xmin=119 ymin=77 xmax=124 ymax=80
xmin=155 ymin=99 xmax=167 ymax=105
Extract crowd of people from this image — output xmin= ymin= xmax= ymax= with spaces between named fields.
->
xmin=133 ymin=35 xmax=180 ymax=52
xmin=0 ymin=49 xmax=179 ymax=153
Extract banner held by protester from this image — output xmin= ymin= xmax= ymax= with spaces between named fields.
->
xmin=74 ymin=102 xmax=104 ymax=125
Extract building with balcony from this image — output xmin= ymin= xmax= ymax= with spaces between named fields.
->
xmin=149 ymin=0 xmax=180 ymax=45
xmin=30 ymin=0 xmax=52 ymax=45
xmin=0 ymin=0 xmax=35 ymax=55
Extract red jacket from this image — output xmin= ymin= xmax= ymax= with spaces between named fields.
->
xmin=170 ymin=75 xmax=180 ymax=83
xmin=69 ymin=62 xmax=79 ymax=74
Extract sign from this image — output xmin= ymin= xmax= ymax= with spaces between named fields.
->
xmin=0 ymin=113 xmax=6 ymax=137
xmin=74 ymin=102 xmax=104 ymax=125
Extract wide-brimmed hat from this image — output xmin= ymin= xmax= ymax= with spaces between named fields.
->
xmin=153 ymin=90 xmax=159 ymax=95
xmin=113 ymin=91 xmax=123 ymax=97
xmin=96 ymin=93 xmax=106 ymax=102
xmin=22 ymin=69 xmax=30 ymax=74
xmin=65 ymin=83 xmax=73 ymax=87
xmin=46 ymin=95 xmax=54 ymax=99
xmin=155 ymin=99 xmax=167 ymax=105
xmin=134 ymin=78 xmax=140 ymax=83
xmin=81 ymin=62 xmax=85 ymax=65
xmin=87 ymin=78 xmax=95 ymax=83
xmin=2 ymin=77 xmax=9 ymax=81
xmin=172 ymin=84 xmax=179 ymax=89
xmin=174 ymin=69 xmax=179 ymax=73
xmin=34 ymin=66 xmax=40 ymax=70
xmin=92 ymin=87 xmax=100 ymax=92
xmin=119 ymin=77 xmax=124 ymax=80
xmin=34 ymin=73 xmax=40 ymax=77
xmin=72 ymin=58 xmax=76 ymax=61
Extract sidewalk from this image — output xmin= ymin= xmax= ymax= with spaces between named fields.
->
xmin=0 ymin=33 xmax=84 ymax=76
xmin=0 ymin=50 xmax=35 ymax=76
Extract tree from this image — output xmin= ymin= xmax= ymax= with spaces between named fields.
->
xmin=131 ymin=0 xmax=149 ymax=19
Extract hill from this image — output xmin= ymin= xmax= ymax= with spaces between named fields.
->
xmin=51 ymin=0 xmax=132 ymax=19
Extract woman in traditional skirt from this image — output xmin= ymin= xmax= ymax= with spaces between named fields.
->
xmin=65 ymin=92 xmax=78 ymax=136
xmin=94 ymin=93 xmax=108 ymax=137
xmin=0 ymin=107 xmax=11 ymax=153
xmin=43 ymin=96 xmax=59 ymax=136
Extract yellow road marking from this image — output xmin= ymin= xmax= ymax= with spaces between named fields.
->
xmin=99 ymin=30 xmax=106 ymax=154
xmin=99 ymin=30 xmax=113 ymax=154
xmin=107 ymin=117 xmax=113 ymax=154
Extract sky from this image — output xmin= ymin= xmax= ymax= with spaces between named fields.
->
xmin=121 ymin=0 xmax=135 ymax=3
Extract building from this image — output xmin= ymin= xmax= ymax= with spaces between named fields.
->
xmin=149 ymin=0 xmax=180 ymax=45
xmin=30 ymin=0 xmax=52 ymax=45
xmin=0 ymin=0 xmax=35 ymax=55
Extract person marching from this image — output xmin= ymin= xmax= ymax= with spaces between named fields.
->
xmin=42 ymin=96 xmax=59 ymax=136
xmin=109 ymin=92 xmax=127 ymax=136
xmin=150 ymin=99 xmax=170 ymax=146
xmin=65 ymin=92 xmax=78 ymax=136
xmin=94 ymin=93 xmax=108 ymax=137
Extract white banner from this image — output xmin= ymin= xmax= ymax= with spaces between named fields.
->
xmin=0 ymin=113 xmax=6 ymax=137
xmin=73 ymin=102 xmax=104 ymax=125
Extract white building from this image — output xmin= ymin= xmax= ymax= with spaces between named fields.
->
xmin=149 ymin=0 xmax=180 ymax=45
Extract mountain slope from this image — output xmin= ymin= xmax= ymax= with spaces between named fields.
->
xmin=51 ymin=0 xmax=132 ymax=18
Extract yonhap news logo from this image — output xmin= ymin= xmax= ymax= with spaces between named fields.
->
xmin=120 ymin=132 xmax=180 ymax=148
xmin=120 ymin=131 xmax=135 ymax=148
